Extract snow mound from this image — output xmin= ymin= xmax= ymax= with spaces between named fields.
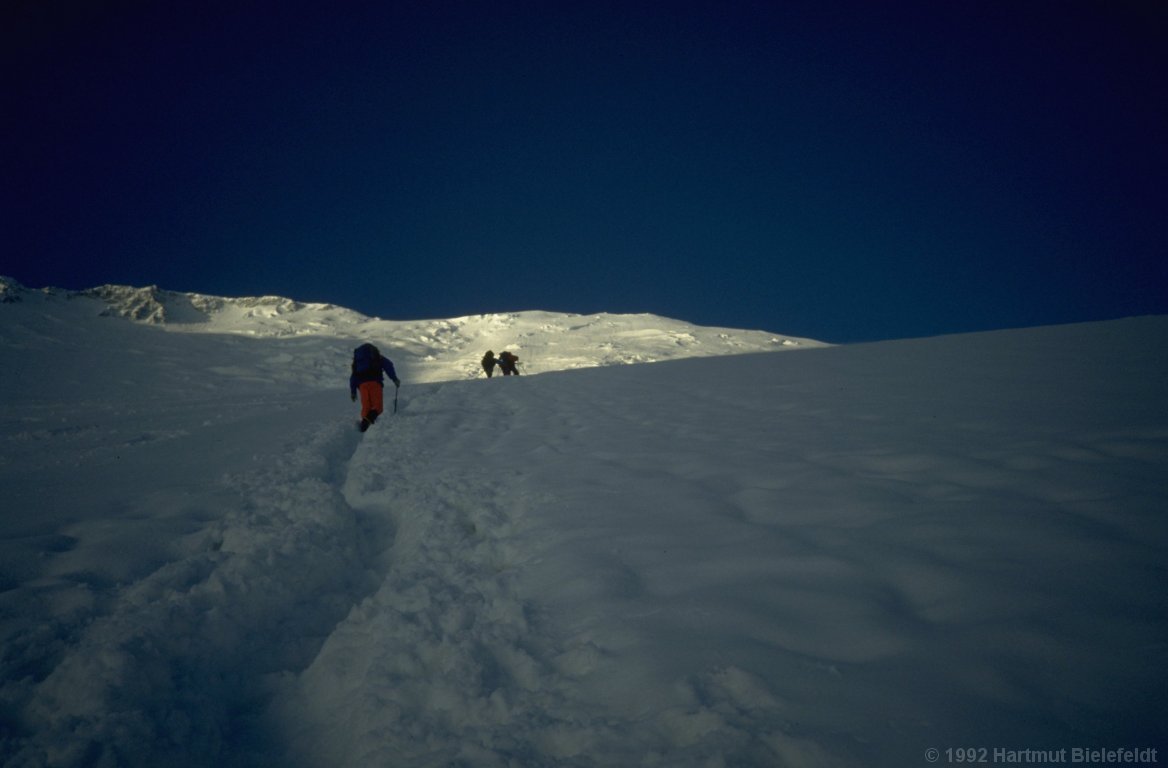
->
xmin=0 ymin=278 xmax=828 ymax=383
xmin=80 ymin=283 xmax=371 ymax=332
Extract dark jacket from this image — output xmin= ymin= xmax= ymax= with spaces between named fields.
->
xmin=350 ymin=356 xmax=399 ymax=398
xmin=498 ymin=351 xmax=520 ymax=374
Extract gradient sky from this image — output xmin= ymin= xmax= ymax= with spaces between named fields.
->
xmin=4 ymin=1 xmax=1166 ymax=342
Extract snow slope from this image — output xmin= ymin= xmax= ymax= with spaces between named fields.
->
xmin=1 ymin=280 xmax=1166 ymax=767
xmin=1 ymin=280 xmax=823 ymax=383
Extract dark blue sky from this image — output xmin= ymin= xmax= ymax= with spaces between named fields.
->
xmin=4 ymin=1 xmax=1166 ymax=342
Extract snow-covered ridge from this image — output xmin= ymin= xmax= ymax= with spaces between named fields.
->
xmin=0 ymin=275 xmax=26 ymax=304
xmin=83 ymin=283 xmax=361 ymax=327
xmin=0 ymin=278 xmax=372 ymax=328
xmin=0 ymin=277 xmax=827 ymax=382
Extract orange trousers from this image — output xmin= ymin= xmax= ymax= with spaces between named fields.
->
xmin=358 ymin=381 xmax=384 ymax=421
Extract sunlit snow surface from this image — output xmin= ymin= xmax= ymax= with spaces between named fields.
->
xmin=1 ymin=279 xmax=1165 ymax=767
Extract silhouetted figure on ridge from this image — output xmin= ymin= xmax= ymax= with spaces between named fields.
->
xmin=498 ymin=351 xmax=520 ymax=376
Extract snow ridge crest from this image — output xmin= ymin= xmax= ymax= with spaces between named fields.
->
xmin=1 ymin=278 xmax=828 ymax=380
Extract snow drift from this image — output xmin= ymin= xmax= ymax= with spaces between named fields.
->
xmin=1 ymin=279 xmax=1165 ymax=767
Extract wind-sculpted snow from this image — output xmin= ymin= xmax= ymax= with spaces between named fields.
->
xmin=272 ymin=377 xmax=853 ymax=766
xmin=5 ymin=409 xmax=380 ymax=767
xmin=267 ymin=328 xmax=1168 ymax=766
xmin=0 ymin=278 xmax=827 ymax=383
xmin=2 ymin=282 xmax=1166 ymax=766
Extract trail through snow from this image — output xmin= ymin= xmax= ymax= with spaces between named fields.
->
xmin=2 ymin=281 xmax=1166 ymax=766
xmin=278 ymin=321 xmax=1168 ymax=767
xmin=276 ymin=371 xmax=850 ymax=766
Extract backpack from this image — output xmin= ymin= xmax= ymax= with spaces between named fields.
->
xmin=352 ymin=343 xmax=382 ymax=375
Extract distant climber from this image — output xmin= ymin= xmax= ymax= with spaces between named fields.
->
xmin=482 ymin=350 xmax=498 ymax=378
xmin=498 ymin=350 xmax=520 ymax=376
xmin=350 ymin=343 xmax=399 ymax=432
